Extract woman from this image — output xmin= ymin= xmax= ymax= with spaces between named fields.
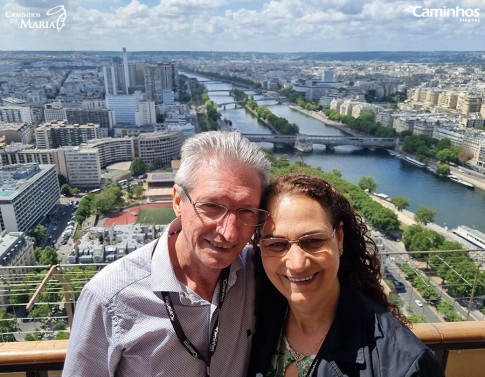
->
xmin=248 ymin=174 xmax=444 ymax=377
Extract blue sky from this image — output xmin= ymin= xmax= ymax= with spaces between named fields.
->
xmin=1 ymin=0 xmax=484 ymax=52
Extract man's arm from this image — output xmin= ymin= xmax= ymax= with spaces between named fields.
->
xmin=62 ymin=285 xmax=120 ymax=377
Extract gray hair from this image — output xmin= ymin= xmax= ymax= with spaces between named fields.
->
xmin=174 ymin=131 xmax=271 ymax=192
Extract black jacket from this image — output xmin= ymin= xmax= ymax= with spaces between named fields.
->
xmin=247 ymin=288 xmax=445 ymax=377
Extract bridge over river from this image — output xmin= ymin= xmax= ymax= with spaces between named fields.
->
xmin=242 ymin=133 xmax=398 ymax=151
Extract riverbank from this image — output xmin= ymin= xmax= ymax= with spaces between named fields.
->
xmin=289 ymin=105 xmax=366 ymax=136
xmin=448 ymin=167 xmax=485 ymax=191
xmin=290 ymin=105 xmax=485 ymax=192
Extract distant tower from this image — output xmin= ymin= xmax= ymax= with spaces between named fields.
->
xmin=103 ymin=66 xmax=117 ymax=95
xmin=322 ymin=70 xmax=335 ymax=83
xmin=122 ymin=47 xmax=130 ymax=94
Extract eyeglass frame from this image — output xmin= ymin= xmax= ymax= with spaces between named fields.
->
xmin=258 ymin=228 xmax=337 ymax=256
xmin=180 ymin=186 xmax=269 ymax=226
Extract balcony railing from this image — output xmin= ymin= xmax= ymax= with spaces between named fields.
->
xmin=0 ymin=322 xmax=484 ymax=376
xmin=0 ymin=247 xmax=484 ymax=376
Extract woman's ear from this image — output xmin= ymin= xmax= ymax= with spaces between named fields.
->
xmin=336 ymin=221 xmax=344 ymax=251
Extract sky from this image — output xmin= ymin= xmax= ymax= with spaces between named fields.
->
xmin=1 ymin=0 xmax=485 ymax=52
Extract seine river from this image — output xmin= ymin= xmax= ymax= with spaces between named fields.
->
xmin=187 ymin=75 xmax=485 ymax=233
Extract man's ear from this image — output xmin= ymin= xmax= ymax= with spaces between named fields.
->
xmin=173 ymin=185 xmax=182 ymax=217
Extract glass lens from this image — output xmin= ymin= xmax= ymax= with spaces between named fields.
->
xmin=298 ymin=234 xmax=330 ymax=253
xmin=260 ymin=238 xmax=289 ymax=255
xmin=195 ymin=202 xmax=227 ymax=219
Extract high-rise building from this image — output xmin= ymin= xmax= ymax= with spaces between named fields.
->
xmin=0 ymin=105 xmax=36 ymax=124
xmin=322 ymin=70 xmax=335 ymax=82
xmin=144 ymin=62 xmax=178 ymax=103
xmin=66 ymin=109 xmax=115 ymax=136
xmin=0 ymin=163 xmax=59 ymax=232
xmin=137 ymin=131 xmax=184 ymax=167
xmin=105 ymin=92 xmax=145 ymax=125
xmin=63 ymin=146 xmax=101 ymax=189
xmin=135 ymin=100 xmax=157 ymax=126
xmin=122 ymin=47 xmax=130 ymax=95
xmin=35 ymin=120 xmax=101 ymax=149
xmin=103 ymin=66 xmax=118 ymax=96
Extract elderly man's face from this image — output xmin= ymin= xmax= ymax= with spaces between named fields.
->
xmin=173 ymin=160 xmax=263 ymax=272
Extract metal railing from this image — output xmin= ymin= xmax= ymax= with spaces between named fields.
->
xmin=0 ymin=248 xmax=484 ymax=376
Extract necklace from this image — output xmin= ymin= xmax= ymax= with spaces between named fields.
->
xmin=283 ymin=335 xmax=309 ymax=366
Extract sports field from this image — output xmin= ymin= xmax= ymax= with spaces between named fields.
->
xmin=137 ymin=207 xmax=176 ymax=225
xmin=102 ymin=203 xmax=175 ymax=226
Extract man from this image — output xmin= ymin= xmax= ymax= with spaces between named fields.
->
xmin=62 ymin=131 xmax=271 ymax=376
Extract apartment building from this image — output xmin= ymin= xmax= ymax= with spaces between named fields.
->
xmin=144 ymin=62 xmax=179 ymax=103
xmin=0 ymin=231 xmax=35 ymax=269
xmin=63 ymin=147 xmax=101 ymax=189
xmin=437 ymin=91 xmax=459 ymax=109
xmin=82 ymin=137 xmax=135 ymax=168
xmin=43 ymin=102 xmax=67 ymax=122
xmin=35 ymin=120 xmax=101 ymax=149
xmin=0 ymin=163 xmax=59 ymax=233
xmin=137 ymin=131 xmax=184 ymax=168
xmin=0 ymin=105 xmax=38 ymax=124
xmin=456 ymin=94 xmax=482 ymax=116
xmin=0 ymin=123 xmax=35 ymax=144
xmin=105 ymin=92 xmax=145 ymax=125
xmin=135 ymin=100 xmax=156 ymax=126
xmin=0 ymin=231 xmax=35 ymax=305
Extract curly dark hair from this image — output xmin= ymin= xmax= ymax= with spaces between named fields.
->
xmin=252 ymin=173 xmax=405 ymax=323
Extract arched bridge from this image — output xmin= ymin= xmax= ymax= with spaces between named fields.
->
xmin=242 ymin=134 xmax=398 ymax=150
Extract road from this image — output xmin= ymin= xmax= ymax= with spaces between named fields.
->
xmin=382 ymin=238 xmax=485 ymax=322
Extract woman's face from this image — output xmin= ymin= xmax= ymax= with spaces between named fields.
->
xmin=260 ymin=194 xmax=344 ymax=307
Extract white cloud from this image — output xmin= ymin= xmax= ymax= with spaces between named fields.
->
xmin=1 ymin=0 xmax=484 ymax=51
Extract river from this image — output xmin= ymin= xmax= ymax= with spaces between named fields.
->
xmin=185 ymin=74 xmax=485 ymax=234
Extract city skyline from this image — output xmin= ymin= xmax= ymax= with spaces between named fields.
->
xmin=1 ymin=0 xmax=485 ymax=53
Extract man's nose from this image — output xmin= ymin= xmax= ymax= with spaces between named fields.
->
xmin=216 ymin=211 xmax=239 ymax=242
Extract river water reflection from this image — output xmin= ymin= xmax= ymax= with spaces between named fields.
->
xmin=187 ymin=75 xmax=485 ymax=233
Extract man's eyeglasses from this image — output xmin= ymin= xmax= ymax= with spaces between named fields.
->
xmin=181 ymin=187 xmax=269 ymax=227
xmin=258 ymin=229 xmax=336 ymax=257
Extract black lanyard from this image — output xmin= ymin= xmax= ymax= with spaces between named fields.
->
xmin=161 ymin=267 xmax=230 ymax=377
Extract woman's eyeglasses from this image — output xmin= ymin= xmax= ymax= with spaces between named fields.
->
xmin=259 ymin=229 xmax=336 ymax=257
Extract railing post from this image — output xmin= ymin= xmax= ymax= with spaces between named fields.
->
xmin=466 ymin=264 xmax=480 ymax=320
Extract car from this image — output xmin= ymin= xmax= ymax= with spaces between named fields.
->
xmin=414 ymin=299 xmax=423 ymax=307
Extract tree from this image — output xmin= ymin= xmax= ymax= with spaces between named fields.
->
xmin=34 ymin=246 xmax=59 ymax=265
xmin=357 ymin=176 xmax=377 ymax=193
xmin=58 ymin=174 xmax=68 ymax=187
xmin=390 ymin=196 xmax=409 ymax=211
xmin=414 ymin=206 xmax=437 ymax=226
xmin=0 ymin=309 xmax=18 ymax=342
xmin=25 ymin=329 xmax=44 ymax=341
xmin=131 ymin=185 xmax=145 ymax=199
xmin=91 ymin=185 xmax=123 ymax=215
xmin=70 ymin=187 xmax=81 ymax=196
xmin=130 ymin=157 xmax=147 ymax=177
xmin=60 ymin=184 xmax=72 ymax=196
xmin=28 ymin=224 xmax=47 ymax=247
xmin=331 ymin=168 xmax=342 ymax=178
xmin=436 ymin=164 xmax=450 ymax=175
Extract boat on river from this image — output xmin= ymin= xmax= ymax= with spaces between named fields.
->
xmin=448 ymin=175 xmax=475 ymax=190
xmin=402 ymin=156 xmax=426 ymax=168
xmin=453 ymin=226 xmax=485 ymax=249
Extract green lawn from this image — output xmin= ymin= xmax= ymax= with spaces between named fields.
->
xmin=136 ymin=207 xmax=176 ymax=225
